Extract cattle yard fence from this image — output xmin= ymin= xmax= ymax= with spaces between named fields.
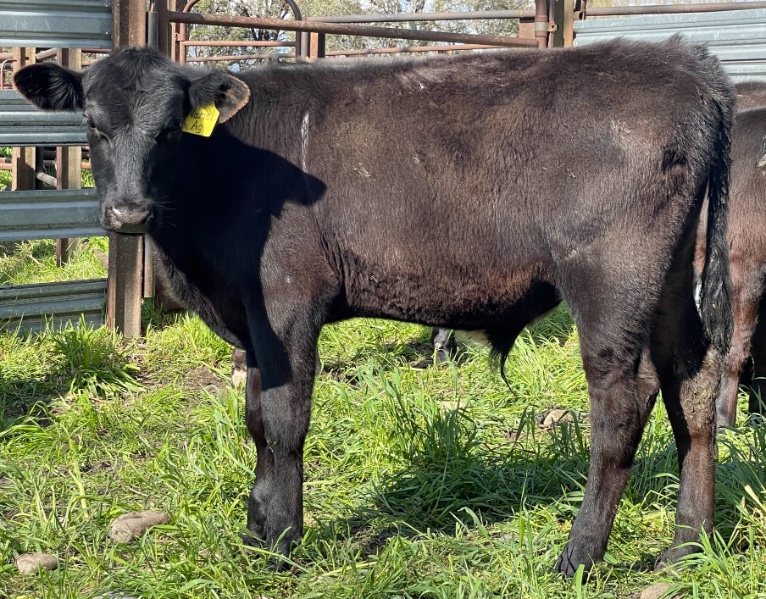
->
xmin=1 ymin=0 xmax=766 ymax=337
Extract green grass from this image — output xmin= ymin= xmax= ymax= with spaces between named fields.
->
xmin=1 ymin=245 xmax=766 ymax=597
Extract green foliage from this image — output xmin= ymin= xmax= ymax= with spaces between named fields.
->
xmin=1 ymin=308 xmax=766 ymax=598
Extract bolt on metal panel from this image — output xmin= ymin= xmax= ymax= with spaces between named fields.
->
xmin=0 ymin=279 xmax=107 ymax=333
xmin=0 ymin=188 xmax=102 ymax=242
xmin=0 ymin=0 xmax=112 ymax=48
xmin=574 ymin=8 xmax=766 ymax=82
xmin=0 ymin=90 xmax=87 ymax=146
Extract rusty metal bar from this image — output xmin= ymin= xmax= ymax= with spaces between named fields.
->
xmin=186 ymin=53 xmax=293 ymax=62
xmin=181 ymin=40 xmax=296 ymax=47
xmin=157 ymin=0 xmax=170 ymax=55
xmin=207 ymin=43 xmax=499 ymax=63
xmin=329 ymin=43 xmax=496 ymax=55
xmin=535 ymin=0 xmax=549 ymax=49
xmin=168 ymin=10 xmax=539 ymax=48
xmin=307 ymin=9 xmax=534 ymax=23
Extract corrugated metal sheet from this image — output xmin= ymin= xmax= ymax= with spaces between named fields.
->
xmin=574 ymin=8 xmax=766 ymax=81
xmin=0 ymin=188 xmax=102 ymax=242
xmin=0 ymin=0 xmax=112 ymax=49
xmin=0 ymin=279 xmax=106 ymax=333
xmin=0 ymin=90 xmax=87 ymax=146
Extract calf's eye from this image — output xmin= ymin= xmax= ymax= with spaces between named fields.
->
xmin=157 ymin=125 xmax=182 ymax=141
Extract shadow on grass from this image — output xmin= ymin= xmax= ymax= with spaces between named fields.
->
xmin=321 ymin=306 xmax=577 ymax=377
xmin=310 ymin=406 xmax=766 ymax=575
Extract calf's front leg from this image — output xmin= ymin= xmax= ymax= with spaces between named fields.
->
xmin=246 ymin=311 xmax=319 ymax=556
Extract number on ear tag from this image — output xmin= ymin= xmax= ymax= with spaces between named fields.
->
xmin=182 ymin=103 xmax=220 ymax=137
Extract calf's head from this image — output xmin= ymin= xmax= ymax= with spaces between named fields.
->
xmin=14 ymin=47 xmax=250 ymax=233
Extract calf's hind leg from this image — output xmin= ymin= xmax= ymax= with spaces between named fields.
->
xmin=651 ymin=255 xmax=720 ymax=566
xmin=747 ymin=300 xmax=766 ymax=417
xmin=556 ymin=339 xmax=660 ymax=577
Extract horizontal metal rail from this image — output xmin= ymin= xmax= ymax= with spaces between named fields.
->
xmin=0 ymin=279 xmax=107 ymax=333
xmin=168 ymin=10 xmax=538 ymax=48
xmin=180 ymin=40 xmax=295 ymax=47
xmin=0 ymin=90 xmax=87 ymax=146
xmin=0 ymin=0 xmax=113 ymax=49
xmin=583 ymin=2 xmax=766 ymax=18
xmin=0 ymin=188 xmax=102 ymax=242
xmin=307 ymin=10 xmax=534 ymax=23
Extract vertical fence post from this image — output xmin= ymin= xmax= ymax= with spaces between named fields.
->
xmin=56 ymin=48 xmax=83 ymax=266
xmin=106 ymin=0 xmax=147 ymax=338
xmin=11 ymin=48 xmax=36 ymax=193
xmin=552 ymin=0 xmax=575 ymax=47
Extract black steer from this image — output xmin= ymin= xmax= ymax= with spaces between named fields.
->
xmin=15 ymin=38 xmax=734 ymax=576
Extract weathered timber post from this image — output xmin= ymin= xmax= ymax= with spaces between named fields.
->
xmin=106 ymin=0 xmax=147 ymax=337
xmin=11 ymin=48 xmax=36 ymax=192
xmin=56 ymin=48 xmax=83 ymax=266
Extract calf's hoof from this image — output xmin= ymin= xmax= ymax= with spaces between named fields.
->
xmin=555 ymin=540 xmax=600 ymax=578
xmin=240 ymin=530 xmax=265 ymax=549
xmin=654 ymin=543 xmax=699 ymax=572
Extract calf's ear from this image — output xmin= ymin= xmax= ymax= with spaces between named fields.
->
xmin=13 ymin=63 xmax=84 ymax=111
xmin=189 ymin=71 xmax=250 ymax=123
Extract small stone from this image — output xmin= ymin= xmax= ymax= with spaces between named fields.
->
xmin=16 ymin=552 xmax=58 ymax=574
xmin=639 ymin=583 xmax=681 ymax=599
xmin=539 ymin=409 xmax=574 ymax=429
xmin=109 ymin=510 xmax=170 ymax=543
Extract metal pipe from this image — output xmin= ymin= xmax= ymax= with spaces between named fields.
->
xmin=180 ymin=40 xmax=295 ymax=47
xmin=0 ymin=59 xmax=14 ymax=90
xmin=157 ymin=0 xmax=169 ymax=55
xmin=327 ymin=43 xmax=495 ymax=55
xmin=307 ymin=9 xmax=534 ymax=23
xmin=169 ymin=10 xmax=539 ymax=48
xmin=186 ymin=53 xmax=294 ymax=62
xmin=178 ymin=0 xmax=304 ymax=64
xmin=148 ymin=9 xmax=159 ymax=48
xmin=535 ymin=0 xmax=548 ymax=49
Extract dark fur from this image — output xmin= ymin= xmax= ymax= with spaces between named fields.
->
xmin=696 ymin=83 xmax=766 ymax=427
xmin=15 ymin=38 xmax=735 ymax=576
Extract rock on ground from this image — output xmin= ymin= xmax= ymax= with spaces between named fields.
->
xmin=636 ymin=582 xmax=682 ymax=599
xmin=16 ymin=552 xmax=58 ymax=574
xmin=109 ymin=510 xmax=170 ymax=543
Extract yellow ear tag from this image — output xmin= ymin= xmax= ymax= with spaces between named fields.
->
xmin=182 ymin=103 xmax=220 ymax=137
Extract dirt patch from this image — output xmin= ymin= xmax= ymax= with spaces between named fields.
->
xmin=180 ymin=365 xmax=225 ymax=393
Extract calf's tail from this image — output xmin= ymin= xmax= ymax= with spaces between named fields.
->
xmin=699 ymin=93 xmax=734 ymax=355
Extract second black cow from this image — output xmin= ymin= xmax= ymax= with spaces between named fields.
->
xmin=15 ymin=38 xmax=734 ymax=576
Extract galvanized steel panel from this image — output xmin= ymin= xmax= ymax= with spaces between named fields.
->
xmin=0 ymin=0 xmax=112 ymax=49
xmin=574 ymin=8 xmax=766 ymax=82
xmin=0 ymin=90 xmax=87 ymax=146
xmin=0 ymin=279 xmax=106 ymax=333
xmin=0 ymin=188 xmax=102 ymax=242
